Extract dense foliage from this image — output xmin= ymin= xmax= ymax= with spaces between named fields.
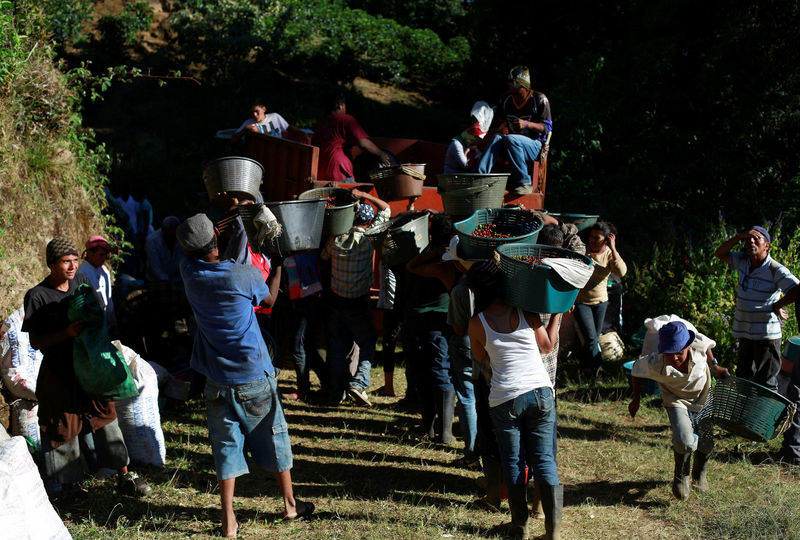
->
xmin=0 ymin=0 xmax=111 ymax=316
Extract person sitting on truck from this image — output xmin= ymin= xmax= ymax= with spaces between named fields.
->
xmin=444 ymin=101 xmax=494 ymax=174
xmin=477 ymin=65 xmax=553 ymax=196
xmin=311 ymin=92 xmax=391 ymax=182
xmin=231 ymin=99 xmax=311 ymax=144
xmin=320 ymin=189 xmax=390 ymax=406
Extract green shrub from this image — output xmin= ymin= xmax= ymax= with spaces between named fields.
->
xmin=97 ymin=1 xmax=154 ymax=48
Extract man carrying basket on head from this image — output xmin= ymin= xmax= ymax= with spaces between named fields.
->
xmin=628 ymin=320 xmax=729 ymax=500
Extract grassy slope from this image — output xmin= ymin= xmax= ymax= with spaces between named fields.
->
xmin=61 ymin=367 xmax=800 ymax=539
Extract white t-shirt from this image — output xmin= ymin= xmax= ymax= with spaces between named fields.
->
xmin=236 ymin=112 xmax=290 ymax=138
xmin=77 ymin=261 xmax=117 ymax=328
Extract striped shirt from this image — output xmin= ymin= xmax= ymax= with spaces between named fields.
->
xmin=322 ymin=208 xmax=390 ymax=299
xmin=730 ymin=252 xmax=799 ymax=339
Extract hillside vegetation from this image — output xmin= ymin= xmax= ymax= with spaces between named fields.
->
xmin=0 ymin=1 xmax=109 ymax=317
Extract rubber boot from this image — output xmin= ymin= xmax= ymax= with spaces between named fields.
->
xmin=672 ymin=451 xmax=692 ymax=500
xmin=378 ymin=371 xmax=395 ymax=396
xmin=530 ymin=483 xmax=544 ymax=519
xmin=435 ymin=390 xmax=455 ymax=443
xmin=506 ymin=483 xmax=530 ymax=540
xmin=539 ymin=484 xmax=563 ymax=540
xmin=691 ymin=451 xmax=710 ymax=492
xmin=479 ymin=456 xmax=502 ymax=510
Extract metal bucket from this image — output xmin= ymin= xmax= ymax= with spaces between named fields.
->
xmin=366 ymin=212 xmax=429 ymax=267
xmin=437 ymin=173 xmax=508 ymax=218
xmin=262 ymin=199 xmax=326 ymax=255
xmin=203 ymin=157 xmax=263 ymax=202
xmin=298 ymin=187 xmax=358 ymax=236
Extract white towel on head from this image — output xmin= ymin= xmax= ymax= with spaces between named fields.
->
xmin=470 ymin=101 xmax=494 ymax=137
xmin=541 ymin=257 xmax=594 ymax=289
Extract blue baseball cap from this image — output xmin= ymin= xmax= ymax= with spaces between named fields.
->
xmin=749 ymin=225 xmax=771 ymax=243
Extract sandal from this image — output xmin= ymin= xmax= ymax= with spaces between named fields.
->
xmin=284 ymin=499 xmax=315 ymax=521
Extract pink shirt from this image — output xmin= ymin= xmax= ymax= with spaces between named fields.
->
xmin=312 ymin=113 xmax=368 ymax=181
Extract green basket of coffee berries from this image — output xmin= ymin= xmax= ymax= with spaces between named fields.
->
xmin=298 ymin=187 xmax=358 ymax=236
xmin=496 ymin=243 xmax=594 ymax=313
xmin=454 ymin=209 xmax=543 ymax=260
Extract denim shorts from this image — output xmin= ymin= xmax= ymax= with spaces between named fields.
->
xmin=205 ymin=375 xmax=293 ymax=480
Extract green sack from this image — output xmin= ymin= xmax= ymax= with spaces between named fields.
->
xmin=68 ymin=283 xmax=139 ymax=401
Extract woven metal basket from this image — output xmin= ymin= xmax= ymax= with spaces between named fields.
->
xmin=298 ymin=187 xmax=358 ymax=236
xmin=455 ymin=208 xmax=542 ymax=260
xmin=368 ymin=164 xmax=426 ymax=200
xmin=496 ymin=243 xmax=593 ymax=314
xmin=437 ymin=173 xmax=509 ymax=217
xmin=203 ymin=157 xmax=264 ymax=202
xmin=366 ymin=212 xmax=429 ymax=267
xmin=710 ymin=376 xmax=796 ymax=442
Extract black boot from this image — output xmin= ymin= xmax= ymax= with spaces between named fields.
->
xmin=691 ymin=451 xmax=710 ymax=492
xmin=434 ymin=389 xmax=455 ymax=443
xmin=539 ymin=483 xmax=563 ymax=540
xmin=672 ymin=451 xmax=692 ymax=500
xmin=506 ymin=483 xmax=530 ymax=540
xmin=480 ymin=456 xmax=502 ymax=510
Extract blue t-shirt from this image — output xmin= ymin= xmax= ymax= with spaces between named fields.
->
xmin=181 ymin=257 xmax=273 ymax=384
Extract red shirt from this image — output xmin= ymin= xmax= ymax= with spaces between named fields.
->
xmin=311 ymin=113 xmax=369 ymax=181
xmin=249 ymin=246 xmax=272 ymax=315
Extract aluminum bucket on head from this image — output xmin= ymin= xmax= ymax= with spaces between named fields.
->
xmin=203 ymin=157 xmax=264 ymax=202
xmin=262 ymin=199 xmax=327 ymax=256
xmin=298 ymin=187 xmax=358 ymax=236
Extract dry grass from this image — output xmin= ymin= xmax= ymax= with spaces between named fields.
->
xmin=58 ymin=367 xmax=800 ymax=539
xmin=0 ymin=38 xmax=108 ymax=319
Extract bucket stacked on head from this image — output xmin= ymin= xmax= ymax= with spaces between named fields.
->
xmin=298 ymin=187 xmax=358 ymax=236
xmin=366 ymin=212 xmax=429 ymax=267
xmin=203 ymin=157 xmax=263 ymax=202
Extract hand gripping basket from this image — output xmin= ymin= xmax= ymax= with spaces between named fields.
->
xmin=437 ymin=173 xmax=509 ymax=218
xmin=202 ymin=157 xmax=263 ymax=202
xmin=368 ymin=164 xmax=426 ymax=201
xmin=454 ymin=208 xmax=542 ymax=260
xmin=496 ymin=243 xmax=594 ymax=313
xmin=365 ymin=212 xmax=429 ymax=267
xmin=710 ymin=376 xmax=796 ymax=442
xmin=549 ymin=213 xmax=599 ymax=232
xmin=298 ymin=187 xmax=358 ymax=236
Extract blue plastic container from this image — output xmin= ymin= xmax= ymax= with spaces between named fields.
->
xmin=623 ymin=360 xmax=661 ymax=396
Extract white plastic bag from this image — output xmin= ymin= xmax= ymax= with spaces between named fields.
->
xmin=10 ymin=399 xmax=40 ymax=451
xmin=0 ymin=436 xmax=72 ymax=539
xmin=0 ymin=307 xmax=43 ymax=401
xmin=112 ymin=341 xmax=166 ymax=467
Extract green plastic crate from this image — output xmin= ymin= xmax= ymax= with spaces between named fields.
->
xmin=496 ymin=243 xmax=593 ymax=314
xmin=711 ymin=376 xmax=796 ymax=442
xmin=549 ymin=213 xmax=599 ymax=232
xmin=455 ymin=209 xmax=542 ymax=260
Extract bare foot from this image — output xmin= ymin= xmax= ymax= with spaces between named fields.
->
xmin=284 ymin=499 xmax=315 ymax=520
xmin=221 ymin=516 xmax=238 ymax=537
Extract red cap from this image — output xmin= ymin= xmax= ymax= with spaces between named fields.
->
xmin=85 ymin=235 xmax=117 ymax=253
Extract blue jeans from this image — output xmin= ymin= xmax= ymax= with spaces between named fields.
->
xmin=477 ymin=133 xmax=542 ymax=186
xmin=574 ymin=301 xmax=609 ymax=371
xmin=667 ymin=405 xmax=714 ymax=454
xmin=205 ymin=375 xmax=293 ymax=479
xmin=326 ymin=296 xmax=376 ymax=399
xmin=489 ymin=386 xmax=559 ymax=487
xmin=450 ymin=333 xmax=477 ymax=457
